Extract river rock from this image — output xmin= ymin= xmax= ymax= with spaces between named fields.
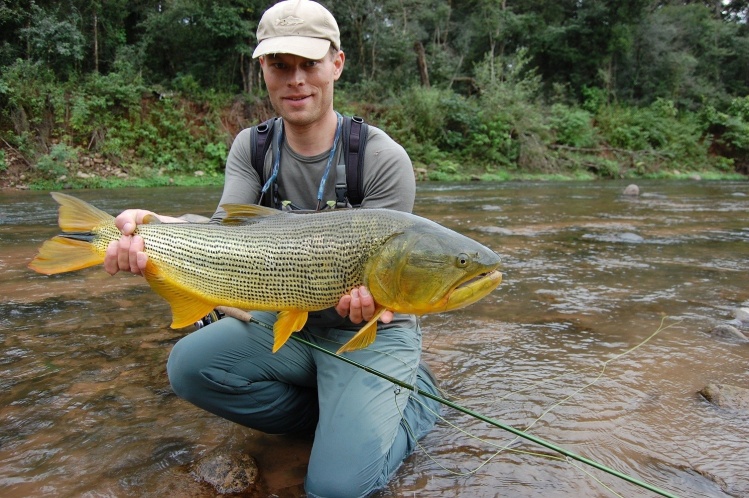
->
xmin=191 ymin=449 xmax=259 ymax=495
xmin=622 ymin=184 xmax=640 ymax=196
xmin=734 ymin=307 xmax=749 ymax=324
xmin=699 ymin=383 xmax=749 ymax=411
xmin=710 ymin=323 xmax=748 ymax=342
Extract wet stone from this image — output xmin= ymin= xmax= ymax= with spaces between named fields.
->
xmin=699 ymin=383 xmax=749 ymax=412
xmin=622 ymin=184 xmax=640 ymax=196
xmin=191 ymin=449 xmax=259 ymax=495
xmin=734 ymin=307 xmax=749 ymax=324
xmin=710 ymin=323 xmax=748 ymax=342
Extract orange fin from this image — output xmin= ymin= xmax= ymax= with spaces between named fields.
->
xmin=142 ymin=213 xmax=162 ymax=224
xmin=337 ymin=307 xmax=387 ymax=354
xmin=50 ymin=192 xmax=113 ymax=232
xmin=28 ymin=236 xmax=104 ymax=275
xmin=220 ymin=203 xmax=283 ymax=225
xmin=273 ymin=310 xmax=309 ymax=352
xmin=142 ymin=260 xmax=216 ymax=329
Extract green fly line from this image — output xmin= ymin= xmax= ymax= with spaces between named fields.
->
xmin=289 ymin=316 xmax=682 ymax=498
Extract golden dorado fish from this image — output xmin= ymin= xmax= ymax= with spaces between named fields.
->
xmin=29 ymin=193 xmax=502 ymax=353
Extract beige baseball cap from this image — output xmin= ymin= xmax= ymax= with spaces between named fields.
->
xmin=253 ymin=0 xmax=341 ymax=60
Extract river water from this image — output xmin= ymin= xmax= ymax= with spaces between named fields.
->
xmin=1 ymin=181 xmax=747 ymax=497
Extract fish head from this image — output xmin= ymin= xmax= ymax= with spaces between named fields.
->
xmin=364 ymin=222 xmax=502 ymax=315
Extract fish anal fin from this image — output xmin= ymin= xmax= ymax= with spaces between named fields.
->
xmin=336 ymin=307 xmax=387 ymax=354
xmin=220 ymin=203 xmax=283 ymax=225
xmin=28 ymin=236 xmax=104 ymax=275
xmin=142 ymin=260 xmax=215 ymax=329
xmin=273 ymin=310 xmax=309 ymax=352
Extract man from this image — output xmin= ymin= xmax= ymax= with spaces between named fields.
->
xmin=103 ymin=1 xmax=440 ymax=496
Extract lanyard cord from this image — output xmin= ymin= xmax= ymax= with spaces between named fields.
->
xmin=260 ymin=113 xmax=344 ymax=211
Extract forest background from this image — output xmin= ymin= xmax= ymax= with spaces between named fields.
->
xmin=1 ymin=0 xmax=749 ymax=190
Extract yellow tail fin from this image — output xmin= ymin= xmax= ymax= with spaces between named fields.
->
xmin=50 ymin=192 xmax=114 ymax=232
xmin=28 ymin=236 xmax=105 ymax=275
xmin=28 ymin=193 xmax=115 ymax=275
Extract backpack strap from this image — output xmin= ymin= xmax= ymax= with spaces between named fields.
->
xmin=251 ymin=115 xmax=369 ymax=209
xmin=250 ymin=117 xmax=276 ymax=206
xmin=341 ymin=116 xmax=369 ymax=207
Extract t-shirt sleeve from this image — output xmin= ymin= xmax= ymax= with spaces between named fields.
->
xmin=210 ymin=128 xmax=263 ymax=222
xmin=359 ymin=126 xmax=416 ymax=213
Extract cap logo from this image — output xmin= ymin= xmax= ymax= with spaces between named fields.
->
xmin=276 ymin=16 xmax=304 ymax=26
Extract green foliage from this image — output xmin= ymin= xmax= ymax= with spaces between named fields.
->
xmin=549 ymin=104 xmax=597 ymax=148
xmin=0 ymin=150 xmax=6 ymax=172
xmin=35 ymin=144 xmax=75 ymax=179
xmin=19 ymin=3 xmax=85 ymax=79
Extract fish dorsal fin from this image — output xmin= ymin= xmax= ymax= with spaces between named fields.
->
xmin=142 ymin=260 xmax=216 ymax=329
xmin=142 ymin=213 xmax=162 ymax=224
xmin=336 ymin=306 xmax=387 ymax=354
xmin=220 ymin=203 xmax=282 ymax=225
xmin=273 ymin=310 xmax=309 ymax=352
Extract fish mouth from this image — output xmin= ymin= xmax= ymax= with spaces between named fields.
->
xmin=443 ymin=270 xmax=502 ymax=311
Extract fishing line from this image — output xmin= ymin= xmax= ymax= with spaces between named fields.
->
xmin=402 ymin=316 xmax=681 ymax=492
xmin=289 ymin=320 xmax=681 ymax=498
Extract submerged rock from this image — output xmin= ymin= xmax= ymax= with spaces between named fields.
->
xmin=699 ymin=383 xmax=749 ymax=411
xmin=191 ymin=449 xmax=259 ymax=495
xmin=710 ymin=323 xmax=748 ymax=342
xmin=622 ymin=184 xmax=640 ymax=196
xmin=734 ymin=307 xmax=749 ymax=324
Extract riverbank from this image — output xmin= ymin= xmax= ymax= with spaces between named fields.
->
xmin=2 ymin=146 xmax=745 ymax=192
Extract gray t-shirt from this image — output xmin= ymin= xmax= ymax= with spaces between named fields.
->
xmin=211 ymin=117 xmax=418 ymax=330
xmin=212 ymin=120 xmax=415 ymax=218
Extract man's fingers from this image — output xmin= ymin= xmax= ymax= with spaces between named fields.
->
xmin=348 ymin=288 xmax=362 ymax=324
xmin=128 ymin=235 xmax=144 ymax=275
xmin=104 ymin=240 xmax=119 ymax=275
xmin=358 ymin=286 xmax=376 ymax=321
xmin=336 ymin=294 xmax=352 ymax=318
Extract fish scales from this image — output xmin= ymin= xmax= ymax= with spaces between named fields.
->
xmin=134 ymin=209 xmax=413 ymax=311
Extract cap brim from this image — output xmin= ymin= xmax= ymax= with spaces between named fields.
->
xmin=253 ymin=36 xmax=332 ymax=60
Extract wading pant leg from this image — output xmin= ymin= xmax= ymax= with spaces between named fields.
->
xmin=166 ymin=312 xmax=319 ymax=435
xmin=304 ymin=323 xmax=441 ymax=498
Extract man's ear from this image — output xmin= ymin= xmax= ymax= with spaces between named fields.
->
xmin=333 ymin=50 xmax=345 ymax=80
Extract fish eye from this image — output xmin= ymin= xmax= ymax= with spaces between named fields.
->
xmin=456 ymin=253 xmax=471 ymax=268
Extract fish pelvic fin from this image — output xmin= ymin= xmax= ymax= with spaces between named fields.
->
xmin=336 ymin=307 xmax=387 ymax=354
xmin=28 ymin=236 xmax=104 ymax=275
xmin=142 ymin=260 xmax=216 ymax=329
xmin=29 ymin=193 xmax=115 ymax=275
xmin=273 ymin=310 xmax=309 ymax=352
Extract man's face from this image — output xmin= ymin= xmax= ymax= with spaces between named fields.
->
xmin=260 ymin=50 xmax=344 ymax=127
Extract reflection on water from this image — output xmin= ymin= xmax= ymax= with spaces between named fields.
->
xmin=1 ymin=181 xmax=747 ymax=497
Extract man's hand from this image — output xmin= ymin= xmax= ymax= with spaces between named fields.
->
xmin=103 ymin=209 xmax=174 ymax=276
xmin=336 ymin=286 xmax=394 ymax=324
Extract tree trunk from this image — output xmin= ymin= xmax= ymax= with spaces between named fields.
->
xmin=93 ymin=12 xmax=99 ymax=73
xmin=414 ymin=41 xmax=430 ymax=88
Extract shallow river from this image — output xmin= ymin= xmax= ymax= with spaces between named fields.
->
xmin=1 ymin=180 xmax=748 ymax=497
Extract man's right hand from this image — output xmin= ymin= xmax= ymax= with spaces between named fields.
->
xmin=103 ymin=209 xmax=154 ymax=276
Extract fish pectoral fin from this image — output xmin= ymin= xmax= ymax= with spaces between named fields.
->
xmin=336 ymin=307 xmax=387 ymax=354
xmin=273 ymin=310 xmax=309 ymax=353
xmin=142 ymin=261 xmax=215 ymax=329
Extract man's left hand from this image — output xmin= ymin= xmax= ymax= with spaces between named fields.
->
xmin=336 ymin=286 xmax=394 ymax=324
